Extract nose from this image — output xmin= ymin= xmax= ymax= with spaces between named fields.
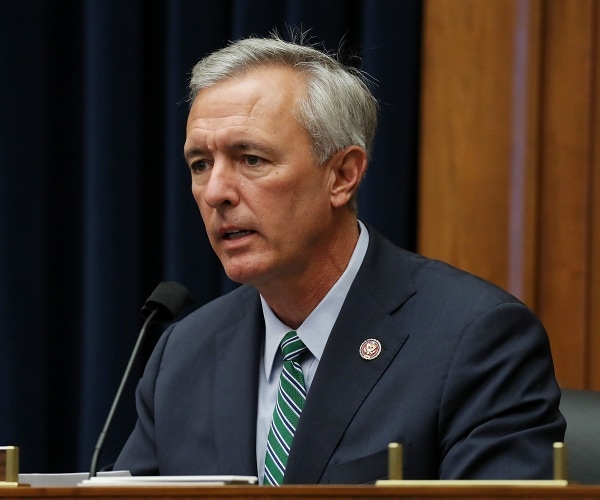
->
xmin=201 ymin=161 xmax=240 ymax=208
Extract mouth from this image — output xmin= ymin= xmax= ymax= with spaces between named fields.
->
xmin=223 ymin=229 xmax=256 ymax=240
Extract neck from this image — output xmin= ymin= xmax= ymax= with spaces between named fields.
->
xmin=259 ymin=217 xmax=360 ymax=329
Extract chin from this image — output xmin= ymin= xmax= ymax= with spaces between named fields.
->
xmin=220 ymin=253 xmax=281 ymax=288
xmin=222 ymin=264 xmax=264 ymax=287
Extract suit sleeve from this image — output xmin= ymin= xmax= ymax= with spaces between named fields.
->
xmin=438 ymin=301 xmax=565 ymax=479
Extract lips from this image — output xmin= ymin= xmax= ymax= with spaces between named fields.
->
xmin=223 ymin=229 xmax=255 ymax=240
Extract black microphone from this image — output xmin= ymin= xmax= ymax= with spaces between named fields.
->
xmin=89 ymin=282 xmax=194 ymax=477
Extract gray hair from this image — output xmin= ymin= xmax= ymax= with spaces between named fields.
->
xmin=188 ymin=34 xmax=378 ymax=166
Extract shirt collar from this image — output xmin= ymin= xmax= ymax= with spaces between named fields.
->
xmin=261 ymin=220 xmax=370 ymax=381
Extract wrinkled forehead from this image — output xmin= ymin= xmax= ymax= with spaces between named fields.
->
xmin=187 ymin=66 xmax=306 ymax=130
xmin=184 ymin=67 xmax=312 ymax=157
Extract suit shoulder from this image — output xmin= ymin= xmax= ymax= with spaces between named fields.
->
xmin=404 ymin=249 xmax=526 ymax=312
xmin=170 ymin=284 xmax=260 ymax=336
xmin=359 ymin=225 xmax=527 ymax=317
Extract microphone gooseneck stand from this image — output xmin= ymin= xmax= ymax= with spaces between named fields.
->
xmin=88 ymin=282 xmax=193 ymax=478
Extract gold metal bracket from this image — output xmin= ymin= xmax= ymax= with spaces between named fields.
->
xmin=0 ymin=446 xmax=19 ymax=487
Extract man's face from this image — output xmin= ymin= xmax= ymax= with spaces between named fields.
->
xmin=184 ymin=66 xmax=338 ymax=290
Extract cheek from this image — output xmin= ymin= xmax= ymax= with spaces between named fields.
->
xmin=289 ymin=173 xmax=331 ymax=209
xmin=191 ymin=185 xmax=205 ymax=207
xmin=193 ymin=189 xmax=213 ymax=222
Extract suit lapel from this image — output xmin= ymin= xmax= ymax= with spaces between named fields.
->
xmin=284 ymin=227 xmax=416 ymax=483
xmin=213 ymin=289 xmax=263 ymax=476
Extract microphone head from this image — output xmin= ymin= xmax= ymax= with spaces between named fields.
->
xmin=141 ymin=281 xmax=194 ymax=322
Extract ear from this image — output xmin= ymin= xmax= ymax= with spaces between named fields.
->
xmin=329 ymin=146 xmax=368 ymax=208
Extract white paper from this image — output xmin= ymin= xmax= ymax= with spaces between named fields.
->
xmin=79 ymin=475 xmax=258 ymax=487
xmin=18 ymin=470 xmax=130 ymax=487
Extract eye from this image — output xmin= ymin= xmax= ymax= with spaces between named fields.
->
xmin=189 ymin=159 xmax=210 ymax=173
xmin=243 ymin=155 xmax=263 ymax=167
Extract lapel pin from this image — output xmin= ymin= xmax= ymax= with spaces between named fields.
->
xmin=359 ymin=338 xmax=382 ymax=360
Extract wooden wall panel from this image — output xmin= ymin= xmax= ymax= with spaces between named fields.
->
xmin=419 ymin=0 xmax=599 ymax=389
xmin=418 ymin=0 xmax=517 ymax=292
xmin=536 ymin=0 xmax=597 ymax=388
xmin=418 ymin=0 xmax=543 ymax=306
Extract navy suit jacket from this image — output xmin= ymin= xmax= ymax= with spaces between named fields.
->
xmin=114 ymin=226 xmax=565 ymax=483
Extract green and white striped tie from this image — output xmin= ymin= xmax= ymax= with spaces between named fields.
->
xmin=263 ymin=331 xmax=308 ymax=486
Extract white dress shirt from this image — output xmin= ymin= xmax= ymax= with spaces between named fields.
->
xmin=256 ymin=220 xmax=369 ymax=481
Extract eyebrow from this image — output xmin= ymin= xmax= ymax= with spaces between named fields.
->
xmin=229 ymin=140 xmax=278 ymax=155
xmin=184 ymin=142 xmax=277 ymax=162
xmin=183 ymin=146 xmax=205 ymax=163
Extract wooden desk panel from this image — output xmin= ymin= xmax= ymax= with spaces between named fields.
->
xmin=2 ymin=485 xmax=600 ymax=500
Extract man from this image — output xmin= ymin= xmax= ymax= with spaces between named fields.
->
xmin=114 ymin=34 xmax=565 ymax=483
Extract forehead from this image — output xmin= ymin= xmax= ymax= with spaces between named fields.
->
xmin=191 ymin=66 xmax=304 ymax=116
xmin=185 ymin=66 xmax=308 ymax=145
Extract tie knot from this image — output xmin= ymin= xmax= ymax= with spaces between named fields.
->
xmin=281 ymin=331 xmax=307 ymax=361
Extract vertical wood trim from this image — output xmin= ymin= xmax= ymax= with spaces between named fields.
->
xmin=508 ymin=0 xmax=542 ymax=308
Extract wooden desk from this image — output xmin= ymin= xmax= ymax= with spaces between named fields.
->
xmin=2 ymin=485 xmax=600 ymax=500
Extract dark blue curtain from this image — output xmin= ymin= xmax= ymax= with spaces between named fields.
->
xmin=0 ymin=0 xmax=421 ymax=473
